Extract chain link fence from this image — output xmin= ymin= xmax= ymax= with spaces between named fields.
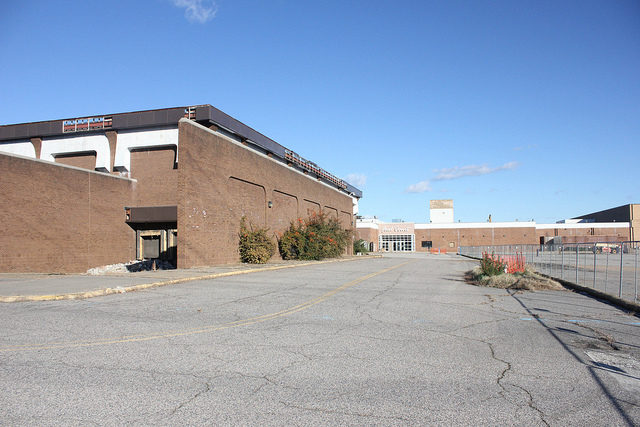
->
xmin=459 ymin=242 xmax=639 ymax=304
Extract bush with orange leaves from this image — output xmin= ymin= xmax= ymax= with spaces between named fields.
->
xmin=279 ymin=211 xmax=352 ymax=260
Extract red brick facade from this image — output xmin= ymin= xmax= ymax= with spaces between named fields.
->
xmin=357 ymin=222 xmax=632 ymax=253
xmin=414 ymin=226 xmax=538 ymax=251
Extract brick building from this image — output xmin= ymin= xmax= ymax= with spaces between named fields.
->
xmin=357 ymin=200 xmax=637 ymax=253
xmin=0 ymin=105 xmax=361 ymax=273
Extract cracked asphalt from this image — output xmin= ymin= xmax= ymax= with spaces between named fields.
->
xmin=1 ymin=254 xmax=639 ymax=425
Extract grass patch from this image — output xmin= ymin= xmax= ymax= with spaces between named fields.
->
xmin=466 ymin=265 xmax=564 ymax=291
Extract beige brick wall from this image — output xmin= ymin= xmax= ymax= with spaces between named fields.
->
xmin=631 ymin=204 xmax=639 ymax=241
xmin=430 ymin=199 xmax=453 ymax=209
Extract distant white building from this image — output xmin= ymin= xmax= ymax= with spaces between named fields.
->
xmin=430 ymin=199 xmax=454 ymax=224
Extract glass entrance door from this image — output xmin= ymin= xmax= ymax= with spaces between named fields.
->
xmin=379 ymin=234 xmax=415 ymax=252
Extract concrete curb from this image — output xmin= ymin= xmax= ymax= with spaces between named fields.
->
xmin=459 ymin=253 xmax=639 ymax=314
xmin=0 ymin=255 xmax=383 ymax=303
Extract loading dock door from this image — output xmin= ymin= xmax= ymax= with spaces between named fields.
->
xmin=142 ymin=234 xmax=160 ymax=258
xmin=125 ymin=205 xmax=178 ymax=265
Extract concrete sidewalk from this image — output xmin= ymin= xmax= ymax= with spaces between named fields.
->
xmin=0 ymin=257 xmax=375 ymax=302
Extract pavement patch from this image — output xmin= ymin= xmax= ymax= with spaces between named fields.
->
xmin=0 ymin=260 xmax=409 ymax=352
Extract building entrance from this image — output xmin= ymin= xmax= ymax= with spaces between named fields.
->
xmin=379 ymin=234 xmax=414 ymax=252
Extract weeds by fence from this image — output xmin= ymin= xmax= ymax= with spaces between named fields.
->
xmin=459 ymin=242 xmax=639 ymax=304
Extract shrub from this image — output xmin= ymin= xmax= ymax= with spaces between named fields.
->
xmin=279 ymin=211 xmax=352 ymax=260
xmin=239 ymin=217 xmax=275 ymax=264
xmin=480 ymin=252 xmax=507 ymax=276
xmin=353 ymin=239 xmax=369 ymax=254
xmin=469 ymin=265 xmax=563 ymax=290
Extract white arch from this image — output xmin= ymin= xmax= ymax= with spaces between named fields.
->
xmin=0 ymin=140 xmax=36 ymax=158
xmin=114 ymin=128 xmax=178 ymax=172
xmin=41 ymin=134 xmax=110 ymax=171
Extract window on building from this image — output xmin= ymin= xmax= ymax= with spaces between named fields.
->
xmin=421 ymin=241 xmax=432 ymax=248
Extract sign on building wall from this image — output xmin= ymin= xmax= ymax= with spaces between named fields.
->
xmin=380 ymin=223 xmax=415 ymax=235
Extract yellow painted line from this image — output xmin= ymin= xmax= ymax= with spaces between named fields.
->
xmin=0 ymin=260 xmax=409 ymax=353
xmin=0 ymin=255 xmax=383 ymax=303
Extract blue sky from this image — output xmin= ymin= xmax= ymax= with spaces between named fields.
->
xmin=1 ymin=0 xmax=638 ymax=223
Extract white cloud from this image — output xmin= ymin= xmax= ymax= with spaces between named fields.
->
xmin=173 ymin=0 xmax=217 ymax=23
xmin=433 ymin=161 xmax=518 ymax=181
xmin=513 ymin=144 xmax=538 ymax=151
xmin=405 ymin=180 xmax=432 ymax=193
xmin=345 ymin=173 xmax=367 ymax=188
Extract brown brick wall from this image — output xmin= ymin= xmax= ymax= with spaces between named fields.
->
xmin=356 ymin=227 xmax=378 ymax=249
xmin=130 ymin=147 xmax=178 ymax=206
xmin=270 ymin=190 xmax=297 ymax=231
xmin=537 ymin=226 xmax=630 ymax=244
xmin=356 ymin=223 xmax=631 ymax=253
xmin=324 ymin=206 xmax=338 ymax=218
xmin=303 ymin=199 xmax=321 ymax=216
xmin=177 ymin=120 xmax=354 ymax=267
xmin=228 ymin=177 xmax=267 ymax=226
xmin=0 ymin=154 xmax=135 ymax=273
xmin=414 ymin=227 xmax=538 ymax=252
xmin=55 ymin=152 xmax=97 ymax=170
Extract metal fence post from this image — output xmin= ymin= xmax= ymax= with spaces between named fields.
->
xmin=605 ymin=249 xmax=609 ymax=294
xmin=593 ymin=245 xmax=597 ymax=289
xmin=635 ymin=244 xmax=638 ymax=302
xmin=576 ymin=246 xmax=579 ymax=284
xmin=583 ymin=249 xmax=587 ymax=285
xmin=561 ymin=245 xmax=564 ymax=280
xmin=619 ymin=243 xmax=624 ymax=298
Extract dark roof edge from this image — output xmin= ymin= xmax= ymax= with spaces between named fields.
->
xmin=572 ymin=204 xmax=633 ymax=222
xmin=197 ymin=105 xmax=287 ymax=158
xmin=196 ymin=106 xmax=362 ymax=198
xmin=0 ymin=104 xmax=362 ymax=198
xmin=0 ymin=106 xmax=193 ymax=141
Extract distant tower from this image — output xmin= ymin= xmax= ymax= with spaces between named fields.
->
xmin=430 ymin=200 xmax=454 ymax=223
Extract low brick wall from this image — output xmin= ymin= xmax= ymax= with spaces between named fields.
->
xmin=0 ymin=154 xmax=135 ymax=273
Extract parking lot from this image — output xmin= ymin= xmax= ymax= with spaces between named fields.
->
xmin=1 ymin=254 xmax=639 ymax=425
